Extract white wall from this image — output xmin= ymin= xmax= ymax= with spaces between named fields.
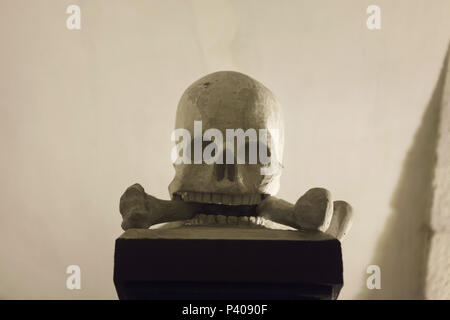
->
xmin=0 ymin=0 xmax=449 ymax=299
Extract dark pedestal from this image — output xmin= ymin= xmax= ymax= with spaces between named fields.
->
xmin=114 ymin=227 xmax=343 ymax=300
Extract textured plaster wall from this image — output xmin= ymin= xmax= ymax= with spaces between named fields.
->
xmin=0 ymin=0 xmax=449 ymax=299
xmin=426 ymin=47 xmax=450 ymax=300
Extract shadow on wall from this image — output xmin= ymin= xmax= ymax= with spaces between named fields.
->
xmin=357 ymin=45 xmax=449 ymax=299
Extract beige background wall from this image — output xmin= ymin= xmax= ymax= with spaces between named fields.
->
xmin=0 ymin=0 xmax=449 ymax=299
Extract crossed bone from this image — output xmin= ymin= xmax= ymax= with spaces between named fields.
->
xmin=120 ymin=184 xmax=353 ymax=240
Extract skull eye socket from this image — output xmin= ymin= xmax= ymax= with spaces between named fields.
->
xmin=236 ymin=141 xmax=271 ymax=165
xmin=185 ymin=138 xmax=273 ymax=165
xmin=189 ymin=138 xmax=218 ymax=163
xmin=259 ymin=142 xmax=272 ymax=167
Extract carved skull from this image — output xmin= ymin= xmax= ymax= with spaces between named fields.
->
xmin=119 ymin=71 xmax=353 ymax=240
xmin=168 ymin=71 xmax=284 ymax=206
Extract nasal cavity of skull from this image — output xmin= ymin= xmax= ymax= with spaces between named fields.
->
xmin=214 ymin=150 xmax=236 ymax=182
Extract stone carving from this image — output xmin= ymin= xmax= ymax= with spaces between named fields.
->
xmin=119 ymin=71 xmax=353 ymax=240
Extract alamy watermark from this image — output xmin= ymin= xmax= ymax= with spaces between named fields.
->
xmin=66 ymin=265 xmax=81 ymax=290
xmin=170 ymin=121 xmax=281 ymax=176
xmin=366 ymin=265 xmax=381 ymax=290
xmin=66 ymin=5 xmax=81 ymax=30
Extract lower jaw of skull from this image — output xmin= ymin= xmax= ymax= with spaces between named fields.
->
xmin=184 ymin=214 xmax=266 ymax=227
xmin=164 ymin=192 xmax=293 ymax=230
xmin=164 ymin=214 xmax=294 ymax=231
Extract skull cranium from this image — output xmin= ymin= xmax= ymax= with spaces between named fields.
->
xmin=168 ymin=71 xmax=284 ymax=206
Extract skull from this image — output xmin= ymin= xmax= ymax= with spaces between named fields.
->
xmin=168 ymin=71 xmax=284 ymax=206
xmin=120 ymin=71 xmax=353 ymax=239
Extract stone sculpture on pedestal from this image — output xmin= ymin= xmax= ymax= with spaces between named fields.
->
xmin=114 ymin=71 xmax=353 ymax=300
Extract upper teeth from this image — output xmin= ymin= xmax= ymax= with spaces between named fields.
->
xmin=179 ymin=192 xmax=262 ymax=205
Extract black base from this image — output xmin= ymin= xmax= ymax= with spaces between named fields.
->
xmin=114 ymin=227 xmax=343 ymax=300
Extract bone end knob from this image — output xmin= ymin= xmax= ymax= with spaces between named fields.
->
xmin=119 ymin=183 xmax=152 ymax=230
xmin=294 ymin=188 xmax=333 ymax=232
xmin=326 ymin=201 xmax=353 ymax=240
